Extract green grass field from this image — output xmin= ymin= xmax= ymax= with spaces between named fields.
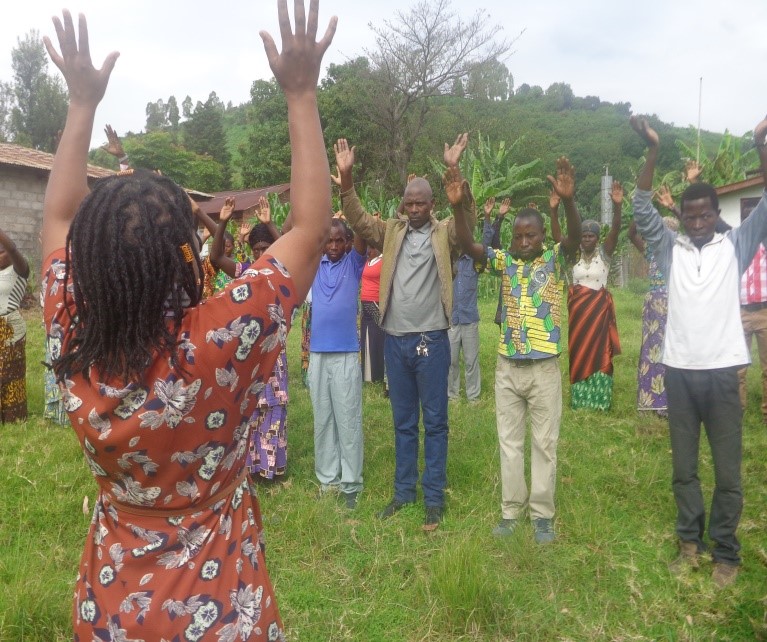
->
xmin=1 ymin=279 xmax=767 ymax=641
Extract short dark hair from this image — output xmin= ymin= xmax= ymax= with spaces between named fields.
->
xmin=680 ymin=182 xmax=719 ymax=213
xmin=248 ymin=223 xmax=273 ymax=249
xmin=514 ymin=207 xmax=545 ymax=231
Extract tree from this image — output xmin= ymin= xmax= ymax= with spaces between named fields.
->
xmin=235 ymin=79 xmax=290 ymax=188
xmin=122 ymin=131 xmax=228 ymax=192
xmin=182 ymin=95 xmax=193 ymax=119
xmin=466 ymin=58 xmax=512 ymax=101
xmin=544 ymin=82 xmax=574 ymax=111
xmin=167 ymin=96 xmax=180 ymax=131
xmin=364 ymin=0 xmax=518 ymax=186
xmin=145 ymin=98 xmax=168 ymax=131
xmin=183 ymin=92 xmax=230 ymax=172
xmin=7 ymin=31 xmax=68 ymax=151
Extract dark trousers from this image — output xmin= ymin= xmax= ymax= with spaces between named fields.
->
xmin=384 ymin=330 xmax=450 ymax=508
xmin=665 ymin=366 xmax=743 ymax=565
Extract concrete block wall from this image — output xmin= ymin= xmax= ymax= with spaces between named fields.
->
xmin=0 ymin=167 xmax=47 ymax=283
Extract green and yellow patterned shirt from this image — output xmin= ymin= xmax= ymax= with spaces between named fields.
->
xmin=486 ymin=243 xmax=566 ymax=359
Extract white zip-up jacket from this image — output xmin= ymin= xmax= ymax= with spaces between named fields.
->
xmin=633 ymin=188 xmax=767 ymax=370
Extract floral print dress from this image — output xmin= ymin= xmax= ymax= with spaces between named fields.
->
xmin=42 ymin=249 xmax=297 ymax=642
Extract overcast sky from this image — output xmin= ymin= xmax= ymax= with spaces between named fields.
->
xmin=1 ymin=0 xmax=765 ymax=149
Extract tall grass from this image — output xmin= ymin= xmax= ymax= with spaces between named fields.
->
xmin=2 ymin=285 xmax=767 ymax=641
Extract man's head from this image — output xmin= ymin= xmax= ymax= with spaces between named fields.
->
xmin=510 ymin=208 xmax=545 ymax=260
xmin=325 ymin=219 xmax=347 ymax=263
xmin=402 ymin=178 xmax=434 ymax=229
xmin=679 ymin=182 xmax=720 ymax=248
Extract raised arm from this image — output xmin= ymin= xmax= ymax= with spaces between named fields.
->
xmin=546 ymin=157 xmax=581 ymax=258
xmin=210 ymin=197 xmax=238 ymax=277
xmin=42 ymin=11 xmax=119 ymax=261
xmin=756 ymin=115 xmax=767 ymax=186
xmin=443 ymin=133 xmax=477 ymax=242
xmin=603 ymin=179 xmax=623 ymax=257
xmin=631 ymin=115 xmax=659 ymax=192
xmin=630 ymin=115 xmax=672 ymax=274
xmin=0 ymin=229 xmax=29 ymax=278
xmin=255 ymin=0 xmax=337 ymax=299
xmin=335 ymin=138 xmax=386 ymax=247
xmin=627 ymin=221 xmax=645 ymax=254
xmin=102 ymin=124 xmax=128 ymax=168
xmin=254 ymin=195 xmax=281 ymax=241
xmin=445 ymin=166 xmax=484 ymax=261
xmin=549 ymin=189 xmax=562 ymax=243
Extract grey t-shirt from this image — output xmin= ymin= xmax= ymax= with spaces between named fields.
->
xmin=383 ymin=222 xmax=449 ymax=335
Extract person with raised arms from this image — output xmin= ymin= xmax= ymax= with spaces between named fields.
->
xmin=40 ymin=2 xmax=336 ymax=637
xmin=630 ymin=112 xmax=767 ymax=588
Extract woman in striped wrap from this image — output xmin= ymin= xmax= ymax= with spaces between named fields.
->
xmin=565 ymin=181 xmax=623 ymax=410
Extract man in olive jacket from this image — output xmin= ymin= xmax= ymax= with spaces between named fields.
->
xmin=334 ymin=135 xmax=475 ymax=530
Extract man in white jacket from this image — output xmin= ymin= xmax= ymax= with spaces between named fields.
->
xmin=631 ymin=113 xmax=767 ymax=588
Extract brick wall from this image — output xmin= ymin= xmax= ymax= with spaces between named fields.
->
xmin=0 ymin=166 xmax=46 ymax=281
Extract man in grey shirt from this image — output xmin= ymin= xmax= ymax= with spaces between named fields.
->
xmin=336 ymin=135 xmax=475 ymax=530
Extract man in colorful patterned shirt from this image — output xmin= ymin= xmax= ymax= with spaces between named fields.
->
xmin=449 ymin=157 xmax=581 ymax=543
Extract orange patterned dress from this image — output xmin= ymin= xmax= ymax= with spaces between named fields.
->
xmin=42 ymin=249 xmax=297 ymax=642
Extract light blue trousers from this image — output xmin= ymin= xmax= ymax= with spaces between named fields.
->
xmin=308 ymin=352 xmax=364 ymax=495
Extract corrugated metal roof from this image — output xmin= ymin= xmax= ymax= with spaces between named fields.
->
xmin=0 ymin=142 xmax=114 ymax=178
xmin=715 ymin=175 xmax=765 ymax=196
xmin=198 ymin=184 xmax=291 ymax=217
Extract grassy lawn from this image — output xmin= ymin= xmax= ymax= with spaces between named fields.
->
xmin=1 ymin=278 xmax=766 ymax=641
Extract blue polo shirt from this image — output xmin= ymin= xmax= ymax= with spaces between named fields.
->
xmin=310 ymin=249 xmax=366 ymax=352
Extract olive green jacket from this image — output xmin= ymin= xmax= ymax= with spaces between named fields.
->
xmin=340 ymin=186 xmax=476 ymax=324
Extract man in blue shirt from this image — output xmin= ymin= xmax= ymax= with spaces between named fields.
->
xmin=309 ymin=219 xmax=367 ymax=509
xmin=448 ymin=254 xmax=482 ymax=403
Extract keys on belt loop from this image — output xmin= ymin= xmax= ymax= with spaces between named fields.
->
xmin=416 ymin=333 xmax=429 ymax=357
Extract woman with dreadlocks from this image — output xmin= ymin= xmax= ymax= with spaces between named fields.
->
xmin=211 ymin=197 xmax=289 ymax=482
xmin=40 ymin=3 xmax=336 ymax=639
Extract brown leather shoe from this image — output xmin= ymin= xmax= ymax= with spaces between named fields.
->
xmin=712 ymin=562 xmax=738 ymax=589
xmin=669 ymin=540 xmax=703 ymax=575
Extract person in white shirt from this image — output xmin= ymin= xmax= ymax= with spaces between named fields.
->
xmin=630 ymin=112 xmax=767 ymax=589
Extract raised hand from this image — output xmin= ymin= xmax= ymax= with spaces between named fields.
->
xmin=547 ymin=156 xmax=576 ymax=201
xmin=755 ymin=114 xmax=767 ymax=146
xmin=256 ymin=195 xmax=271 ymax=224
xmin=683 ymin=160 xmax=702 ymax=184
xmin=483 ymin=197 xmax=495 ymax=218
xmin=334 ymin=138 xmax=355 ymax=177
xmin=220 ymin=196 xmax=236 ymax=222
xmin=611 ymin=180 xmax=624 ymax=206
xmin=260 ymin=0 xmax=337 ymax=98
xmin=43 ymin=11 xmax=119 ymax=108
xmin=655 ymin=184 xmax=675 ymax=210
xmin=629 ymin=115 xmax=659 ymax=148
xmin=443 ymin=166 xmax=465 ymax=206
xmin=444 ymin=133 xmax=469 ymax=168
xmin=549 ymin=189 xmax=561 ymax=211
xmin=101 ymin=124 xmax=124 ymax=158
xmin=498 ymin=197 xmax=511 ymax=217
xmin=407 ymin=173 xmax=417 ymax=184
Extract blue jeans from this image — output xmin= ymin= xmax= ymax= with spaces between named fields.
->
xmin=384 ymin=330 xmax=449 ymax=507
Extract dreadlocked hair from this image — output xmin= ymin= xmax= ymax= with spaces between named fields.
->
xmin=53 ymin=169 xmax=203 ymax=385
